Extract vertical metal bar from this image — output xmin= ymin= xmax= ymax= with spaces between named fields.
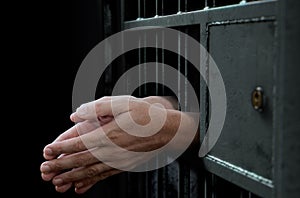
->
xmin=156 ymin=0 xmax=158 ymax=16
xmin=180 ymin=27 xmax=190 ymax=198
xmin=160 ymin=28 xmax=166 ymax=198
xmin=118 ymin=2 xmax=129 ymax=193
xmin=143 ymin=29 xmax=148 ymax=198
xmin=143 ymin=0 xmax=146 ymax=18
xmin=248 ymin=192 xmax=252 ymax=198
xmin=186 ymin=26 xmax=202 ymax=196
xmin=145 ymin=171 xmax=149 ymax=198
xmin=177 ymin=29 xmax=181 ymax=108
xmin=120 ymin=0 xmax=125 ymax=30
xmin=158 ymin=28 xmax=181 ymax=198
xmin=184 ymin=28 xmax=188 ymax=110
xmin=161 ymin=0 xmax=164 ymax=15
xmin=138 ymin=0 xmax=141 ymax=18
xmin=178 ymin=0 xmax=181 ymax=13
xmin=204 ymin=172 xmax=213 ymax=198
xmin=204 ymin=177 xmax=207 ymax=198
xmin=211 ymin=174 xmax=216 ymax=198
xmin=143 ymin=32 xmax=147 ymax=96
xmin=156 ymin=31 xmax=159 ymax=95
xmin=199 ymin=18 xmax=210 ymax=198
xmin=162 ymin=30 xmax=165 ymax=94
xmin=152 ymin=30 xmax=159 ymax=198
xmin=138 ymin=35 xmax=142 ymax=96
xmin=177 ymin=28 xmax=182 ymax=198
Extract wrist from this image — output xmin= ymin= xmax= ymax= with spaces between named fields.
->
xmin=157 ymin=110 xmax=199 ymax=150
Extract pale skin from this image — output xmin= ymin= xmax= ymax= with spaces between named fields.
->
xmin=40 ymin=96 xmax=199 ymax=194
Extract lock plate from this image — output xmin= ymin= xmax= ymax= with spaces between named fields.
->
xmin=252 ymin=86 xmax=264 ymax=112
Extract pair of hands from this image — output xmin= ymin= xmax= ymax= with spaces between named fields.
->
xmin=40 ymin=96 xmax=185 ymax=194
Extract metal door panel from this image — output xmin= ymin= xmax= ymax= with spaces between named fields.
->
xmin=208 ymin=21 xmax=276 ymax=180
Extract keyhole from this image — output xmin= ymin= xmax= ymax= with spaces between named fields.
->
xmin=252 ymin=86 xmax=264 ymax=112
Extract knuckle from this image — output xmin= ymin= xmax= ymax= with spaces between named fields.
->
xmin=107 ymin=130 xmax=121 ymax=141
xmin=74 ymin=139 xmax=83 ymax=151
xmin=73 ymin=156 xmax=85 ymax=167
xmin=86 ymin=167 xmax=98 ymax=178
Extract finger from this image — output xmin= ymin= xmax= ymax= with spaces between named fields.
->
xmin=75 ymin=96 xmax=134 ymax=121
xmin=75 ymin=100 xmax=98 ymax=120
xmin=41 ymin=172 xmax=58 ymax=181
xmin=70 ymin=112 xmax=85 ymax=123
xmin=41 ymin=150 xmax=99 ymax=174
xmin=71 ymin=111 xmax=113 ymax=125
xmin=75 ymin=120 xmax=100 ymax=136
xmin=74 ymin=96 xmax=112 ymax=120
xmin=40 ymin=154 xmax=67 ymax=180
xmin=95 ymin=97 xmax=133 ymax=117
xmin=43 ymin=121 xmax=98 ymax=160
xmin=52 ymin=162 xmax=113 ymax=186
xmin=70 ymin=96 xmax=111 ymax=123
xmin=43 ymin=136 xmax=85 ymax=160
xmin=74 ymin=169 xmax=123 ymax=194
xmin=74 ymin=184 xmax=94 ymax=194
xmin=43 ymin=126 xmax=107 ymax=159
xmin=55 ymin=183 xmax=72 ymax=193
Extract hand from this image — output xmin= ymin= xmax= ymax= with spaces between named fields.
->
xmin=41 ymin=96 xmax=192 ymax=194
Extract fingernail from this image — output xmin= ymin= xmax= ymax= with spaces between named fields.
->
xmin=77 ymin=104 xmax=88 ymax=116
xmin=41 ymin=165 xmax=51 ymax=173
xmin=53 ymin=178 xmax=63 ymax=186
xmin=76 ymin=182 xmax=83 ymax=188
xmin=45 ymin=148 xmax=53 ymax=155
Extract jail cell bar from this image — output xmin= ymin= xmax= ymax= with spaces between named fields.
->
xmin=98 ymin=0 xmax=300 ymax=198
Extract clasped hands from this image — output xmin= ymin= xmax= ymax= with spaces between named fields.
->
xmin=40 ymin=95 xmax=198 ymax=194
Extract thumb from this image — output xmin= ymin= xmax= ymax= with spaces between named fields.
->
xmin=75 ymin=100 xmax=98 ymax=120
xmin=94 ymin=97 xmax=131 ymax=117
xmin=75 ymin=97 xmax=131 ymax=120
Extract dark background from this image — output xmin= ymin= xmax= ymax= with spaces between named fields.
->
xmin=28 ymin=1 xmax=104 ymax=197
